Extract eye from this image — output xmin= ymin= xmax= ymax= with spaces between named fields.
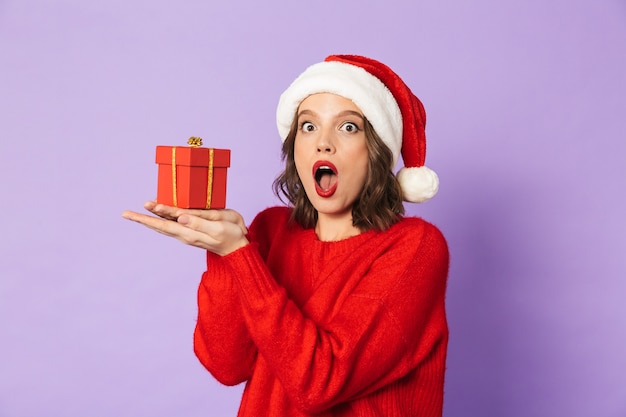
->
xmin=340 ymin=122 xmax=360 ymax=133
xmin=300 ymin=121 xmax=316 ymax=132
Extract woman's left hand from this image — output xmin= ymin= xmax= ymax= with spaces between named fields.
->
xmin=122 ymin=201 xmax=249 ymax=256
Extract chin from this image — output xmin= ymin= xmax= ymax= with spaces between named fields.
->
xmin=311 ymin=200 xmax=353 ymax=217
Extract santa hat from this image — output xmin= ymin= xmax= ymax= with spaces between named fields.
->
xmin=276 ymin=54 xmax=439 ymax=203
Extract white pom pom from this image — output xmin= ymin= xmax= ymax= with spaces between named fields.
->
xmin=397 ymin=166 xmax=439 ymax=203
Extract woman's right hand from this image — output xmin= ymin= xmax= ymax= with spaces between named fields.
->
xmin=122 ymin=201 xmax=249 ymax=256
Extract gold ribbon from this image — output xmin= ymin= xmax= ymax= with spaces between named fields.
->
xmin=171 ymin=147 xmax=178 ymax=207
xmin=206 ymin=148 xmax=214 ymax=209
xmin=170 ymin=142 xmax=215 ymax=209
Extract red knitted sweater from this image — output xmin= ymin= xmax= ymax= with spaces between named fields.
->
xmin=194 ymin=206 xmax=449 ymax=416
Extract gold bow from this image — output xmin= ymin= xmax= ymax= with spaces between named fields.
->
xmin=187 ymin=136 xmax=203 ymax=147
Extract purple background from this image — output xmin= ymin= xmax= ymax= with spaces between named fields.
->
xmin=1 ymin=0 xmax=625 ymax=416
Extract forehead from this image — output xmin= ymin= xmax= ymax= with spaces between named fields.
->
xmin=298 ymin=93 xmax=362 ymax=114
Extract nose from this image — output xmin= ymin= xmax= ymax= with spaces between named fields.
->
xmin=316 ymin=130 xmax=335 ymax=154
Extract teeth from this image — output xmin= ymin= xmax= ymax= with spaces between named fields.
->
xmin=317 ymin=165 xmax=334 ymax=173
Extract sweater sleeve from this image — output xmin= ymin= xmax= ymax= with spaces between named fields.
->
xmin=221 ymin=221 xmax=449 ymax=413
xmin=193 ymin=251 xmax=258 ymax=386
xmin=193 ymin=208 xmax=285 ymax=385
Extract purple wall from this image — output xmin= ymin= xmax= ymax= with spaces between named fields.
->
xmin=1 ymin=0 xmax=625 ymax=416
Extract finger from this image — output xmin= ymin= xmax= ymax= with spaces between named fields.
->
xmin=140 ymin=203 xmax=248 ymax=235
xmin=122 ymin=210 xmax=179 ymax=236
xmin=123 ymin=210 xmax=218 ymax=248
xmin=218 ymin=210 xmax=248 ymax=233
xmin=177 ymin=214 xmax=248 ymax=255
xmin=144 ymin=202 xmax=188 ymax=221
xmin=177 ymin=209 xmax=248 ymax=234
xmin=145 ymin=203 xmax=225 ymax=222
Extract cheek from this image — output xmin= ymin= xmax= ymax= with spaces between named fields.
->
xmin=293 ymin=144 xmax=309 ymax=184
xmin=349 ymin=143 xmax=370 ymax=178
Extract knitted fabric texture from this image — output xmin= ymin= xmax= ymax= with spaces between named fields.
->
xmin=194 ymin=207 xmax=449 ymax=416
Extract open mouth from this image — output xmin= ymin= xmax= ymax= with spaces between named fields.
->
xmin=313 ymin=161 xmax=338 ymax=197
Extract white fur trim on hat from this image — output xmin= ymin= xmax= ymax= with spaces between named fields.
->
xmin=397 ymin=166 xmax=439 ymax=203
xmin=276 ymin=61 xmax=404 ymax=166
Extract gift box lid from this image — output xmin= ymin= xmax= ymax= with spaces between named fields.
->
xmin=155 ymin=146 xmax=230 ymax=167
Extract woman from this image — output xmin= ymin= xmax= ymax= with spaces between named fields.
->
xmin=123 ymin=55 xmax=449 ymax=417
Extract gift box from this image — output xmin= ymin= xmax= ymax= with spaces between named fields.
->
xmin=155 ymin=139 xmax=231 ymax=209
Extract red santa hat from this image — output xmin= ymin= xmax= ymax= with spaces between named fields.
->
xmin=276 ymin=54 xmax=439 ymax=203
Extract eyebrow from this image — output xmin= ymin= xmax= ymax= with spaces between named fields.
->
xmin=297 ymin=109 xmax=365 ymax=119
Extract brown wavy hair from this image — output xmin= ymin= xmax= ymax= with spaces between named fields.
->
xmin=273 ymin=116 xmax=404 ymax=232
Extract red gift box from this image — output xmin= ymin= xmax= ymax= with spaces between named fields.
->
xmin=155 ymin=144 xmax=231 ymax=209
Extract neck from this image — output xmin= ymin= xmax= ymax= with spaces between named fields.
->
xmin=315 ymin=213 xmax=362 ymax=242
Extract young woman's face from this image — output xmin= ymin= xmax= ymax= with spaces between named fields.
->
xmin=294 ymin=93 xmax=369 ymax=220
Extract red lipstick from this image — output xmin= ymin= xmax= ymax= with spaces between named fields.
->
xmin=312 ymin=160 xmax=338 ymax=197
